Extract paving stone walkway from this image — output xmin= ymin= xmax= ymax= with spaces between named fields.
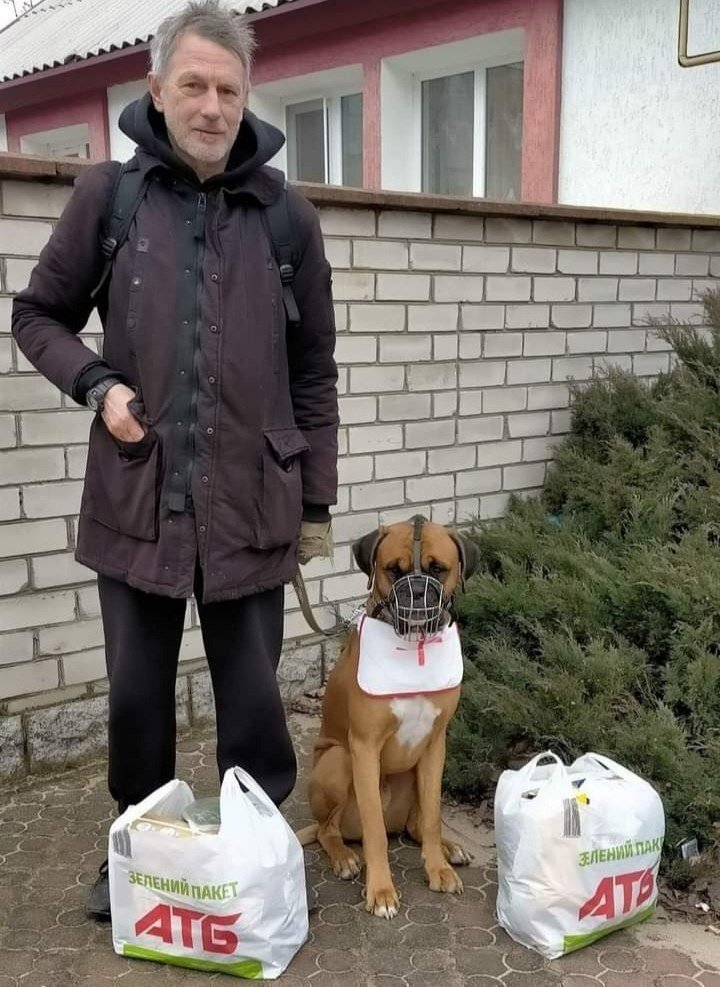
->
xmin=0 ymin=712 xmax=718 ymax=986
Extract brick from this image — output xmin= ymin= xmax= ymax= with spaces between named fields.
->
xmin=378 ymin=504 xmax=430 ymax=526
xmin=329 ymin=511 xmax=379 ymax=544
xmin=351 ymin=480 xmax=404 ymax=510
xmin=0 ymin=658 xmax=59 ymax=700
xmin=456 ymin=468 xmax=502 ymax=496
xmin=567 ymin=330 xmax=607 ymax=353
xmin=0 ymin=217 xmax=53 ymax=256
xmin=600 ymin=353 xmax=632 ymax=372
xmin=483 ymin=332 xmax=522 ymax=357
xmin=20 ymin=409 xmax=93 ymax=445
xmin=377 ymin=273 xmax=430 ymax=301
xmin=322 ymin=571 xmax=369 ymax=600
xmin=524 ymin=331 xmax=566 ymax=356
xmin=407 ymin=362 xmax=456 ymax=391
xmin=0 ymin=589 xmax=75 ymax=632
xmin=66 ymin=444 xmax=88 ymax=479
xmin=670 ymin=302 xmax=705 ymax=322
xmin=379 ymin=393 xmax=431 ymax=421
xmin=558 ymin=250 xmax=598 ymax=275
xmin=459 ymin=360 xmax=506 ymax=388
xmin=335 ymin=335 xmax=377 ymax=365
xmin=692 ymin=230 xmax=720 ymax=251
xmin=528 ymin=384 xmax=570 ymax=409
xmin=483 ymin=386 xmax=527 ymax=413
xmin=463 ymin=245 xmax=509 ymax=272
xmin=0 ymin=296 xmax=11 ymax=327
xmin=578 ymin=278 xmax=618 ymax=302
xmin=511 ymin=247 xmax=556 ymax=273
xmin=379 ymin=211 xmax=431 ymax=239
xmin=638 ymin=252 xmax=675 ymax=276
xmin=657 ymin=228 xmax=691 ymax=251
xmin=0 ymin=337 xmax=12 ymax=372
xmin=38 ymin=618 xmax=104 ymax=655
xmin=507 ymin=359 xmax=551 ymax=385
xmin=428 ymin=446 xmax=476 ymax=472
xmin=434 ymin=335 xmax=457 ymax=360
xmin=320 ymin=208 xmax=375 ymax=236
xmin=634 ymin=352 xmax=670 ymax=376
xmin=0 ymin=376 xmax=61 ymax=411
xmin=485 ymin=218 xmax=531 ymax=243
xmin=486 ymin=276 xmax=531 ymax=302
xmin=323 ymin=238 xmax=350 ymax=268
xmin=0 ymin=558 xmax=29 ymax=596
xmin=434 ymin=275 xmax=484 ymax=302
xmin=405 ymin=420 xmax=455 ymax=448
xmin=62 ymin=647 xmax=107 ymax=685
xmin=676 ymin=253 xmax=710 ymax=276
xmin=349 ymin=365 xmax=404 ymax=393
xmin=508 ymin=411 xmax=550 ymax=438
xmin=411 ymin=242 xmax=461 ymax=270
xmin=480 ymin=492 xmax=511 ymax=519
xmin=5 ymin=258 xmax=36 ymax=292
xmin=506 ymin=304 xmax=550 ymax=329
xmin=333 ymin=303 xmax=347 ymax=331
xmin=337 ymin=456 xmax=373 ymax=484
xmin=617 ymin=226 xmax=654 ymax=249
xmin=433 ymin=392 xmax=457 ymax=417
xmin=0 ymin=413 xmax=16 ymax=449
xmin=553 ymin=356 xmax=594 ymax=380
xmin=353 ymin=239 xmax=408 ymax=269
xmin=533 ymin=277 xmax=575 ymax=302
xmin=608 ymin=329 xmax=646 ymax=352
xmin=2 ymin=180 xmax=72 ymax=218
xmin=504 ymin=462 xmax=546 ymax=489
xmin=647 ymin=332 xmax=673 ymax=351
xmin=577 ymin=224 xmax=616 ymax=247
xmin=433 ymin=214 xmax=484 ymax=241
xmin=551 ymin=304 xmax=592 ymax=329
xmin=408 ymin=304 xmax=458 ymax=333
xmin=600 ymin=251 xmax=638 ymax=275
xmin=348 ymin=423 xmax=402 ymax=454
xmin=461 ymin=304 xmax=505 ymax=330
xmin=332 ymin=271 xmax=374 ymax=300
xmin=524 ymin=435 xmax=559 ymax=460
xmin=593 ymin=303 xmax=632 ymax=327
xmin=349 ymin=303 xmax=405 ymax=332
xmin=459 ymin=391 xmax=482 ymax=416
xmin=380 ymin=335 xmax=432 ymax=364
xmin=1 ymin=518 xmax=67 ymax=558
xmin=0 ymin=630 xmax=33 ymax=665
xmin=657 ymin=279 xmax=692 ymax=301
xmin=456 ymin=497 xmax=479 ymax=521
xmin=619 ymin=278 xmax=656 ymax=301
xmin=77 ymin=584 xmax=100 ymax=618
xmin=550 ymin=409 xmax=572 ymax=433
xmin=0 ymin=487 xmax=20 ymax=521
xmin=476 ymin=439 xmax=522 ymax=467
xmin=407 ymin=474 xmax=454 ymax=501
xmin=532 ymin=221 xmax=575 ymax=246
xmin=375 ymin=449 xmax=426 ymax=479
xmin=431 ymin=501 xmax=456 ymax=525
xmin=338 ymin=396 xmax=377 ymax=425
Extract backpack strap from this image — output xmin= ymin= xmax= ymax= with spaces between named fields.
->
xmin=264 ymin=181 xmax=302 ymax=328
xmin=91 ymin=157 xmax=150 ymax=300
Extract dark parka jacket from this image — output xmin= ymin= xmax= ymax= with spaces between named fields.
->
xmin=12 ymin=96 xmax=338 ymax=602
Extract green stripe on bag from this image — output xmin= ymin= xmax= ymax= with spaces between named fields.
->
xmin=123 ymin=944 xmax=264 ymax=978
xmin=562 ymin=904 xmax=656 ymax=955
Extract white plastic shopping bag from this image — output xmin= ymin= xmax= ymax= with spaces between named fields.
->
xmin=495 ymin=751 xmax=665 ymax=958
xmin=109 ymin=767 xmax=308 ymax=978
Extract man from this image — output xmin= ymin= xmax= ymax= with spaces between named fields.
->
xmin=12 ymin=0 xmax=338 ymax=920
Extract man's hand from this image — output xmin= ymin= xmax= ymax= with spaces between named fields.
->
xmin=101 ymin=383 xmax=146 ymax=443
xmin=298 ymin=520 xmax=334 ymax=566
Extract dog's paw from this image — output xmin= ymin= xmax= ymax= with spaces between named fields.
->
xmin=427 ymin=863 xmax=464 ymax=895
xmin=365 ymin=883 xmax=401 ymax=919
xmin=330 ymin=845 xmax=362 ymax=880
xmin=442 ymin=839 xmax=473 ymax=866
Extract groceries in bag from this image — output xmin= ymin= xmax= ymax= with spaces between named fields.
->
xmin=109 ymin=767 xmax=308 ymax=979
xmin=494 ymin=751 xmax=665 ymax=959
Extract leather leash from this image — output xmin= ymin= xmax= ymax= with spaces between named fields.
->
xmin=292 ymin=569 xmax=347 ymax=637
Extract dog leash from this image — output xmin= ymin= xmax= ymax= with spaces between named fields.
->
xmin=292 ymin=569 xmax=347 ymax=637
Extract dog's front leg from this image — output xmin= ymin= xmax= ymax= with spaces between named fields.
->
xmin=416 ymin=729 xmax=464 ymax=894
xmin=348 ymin=732 xmax=400 ymax=918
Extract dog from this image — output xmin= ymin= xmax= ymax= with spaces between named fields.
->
xmin=297 ymin=515 xmax=479 ymax=918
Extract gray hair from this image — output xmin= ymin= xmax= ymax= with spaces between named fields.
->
xmin=150 ymin=1 xmax=257 ymax=83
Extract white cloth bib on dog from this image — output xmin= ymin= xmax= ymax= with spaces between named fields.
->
xmin=356 ymin=614 xmax=463 ymax=697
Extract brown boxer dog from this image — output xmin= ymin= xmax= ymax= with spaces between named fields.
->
xmin=297 ymin=515 xmax=479 ymax=918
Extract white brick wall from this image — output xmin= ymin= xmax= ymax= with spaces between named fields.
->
xmin=1 ymin=174 xmax=719 ymax=714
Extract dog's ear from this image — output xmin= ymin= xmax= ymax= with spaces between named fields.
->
xmin=448 ymin=529 xmax=480 ymax=589
xmin=352 ymin=527 xmax=386 ymax=585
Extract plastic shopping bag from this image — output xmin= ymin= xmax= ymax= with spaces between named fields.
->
xmin=109 ymin=767 xmax=308 ymax=979
xmin=494 ymin=751 xmax=665 ymax=959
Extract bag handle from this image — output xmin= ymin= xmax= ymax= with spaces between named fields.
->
xmin=218 ymin=767 xmax=290 ymax=868
xmin=581 ymin=752 xmax=639 ymax=783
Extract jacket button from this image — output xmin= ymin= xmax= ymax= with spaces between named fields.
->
xmin=209 ymin=325 xmax=218 ymax=333
xmin=184 ymin=268 xmax=191 ymax=275
xmin=201 ymin=475 xmax=209 ymax=483
xmin=211 ymin=273 xmax=219 ymax=282
xmin=208 ymin=375 xmax=216 ymax=384
xmin=199 ymin=525 xmax=207 ymax=533
xmin=206 ymin=427 xmax=214 ymax=435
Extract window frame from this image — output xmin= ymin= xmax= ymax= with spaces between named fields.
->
xmin=284 ymin=86 xmax=363 ymax=186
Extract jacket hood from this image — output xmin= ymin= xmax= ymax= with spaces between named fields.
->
xmin=118 ymin=92 xmax=285 ymax=188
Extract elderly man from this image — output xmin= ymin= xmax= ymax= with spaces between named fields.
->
xmin=12 ymin=0 xmax=338 ymax=920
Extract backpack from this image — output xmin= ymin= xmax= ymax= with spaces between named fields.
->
xmin=90 ymin=156 xmax=302 ymax=327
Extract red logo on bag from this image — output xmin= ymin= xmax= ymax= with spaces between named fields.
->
xmin=579 ymin=869 xmax=655 ymax=922
xmin=135 ymin=904 xmax=241 ymax=954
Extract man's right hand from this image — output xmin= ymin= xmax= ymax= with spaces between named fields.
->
xmin=101 ymin=383 xmax=146 ymax=443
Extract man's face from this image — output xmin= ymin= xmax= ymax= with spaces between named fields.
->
xmin=148 ymin=32 xmax=248 ymax=180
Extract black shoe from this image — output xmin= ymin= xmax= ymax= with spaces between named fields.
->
xmin=85 ymin=860 xmax=111 ymax=922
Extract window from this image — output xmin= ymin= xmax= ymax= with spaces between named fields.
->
xmin=286 ymin=93 xmax=363 ymax=186
xmin=20 ymin=123 xmax=90 ymax=159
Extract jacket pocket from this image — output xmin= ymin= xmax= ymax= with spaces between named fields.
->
xmin=254 ymin=427 xmax=310 ymax=550
xmin=81 ymin=415 xmax=162 ymax=542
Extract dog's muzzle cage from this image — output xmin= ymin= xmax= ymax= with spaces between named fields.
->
xmin=388 ymin=572 xmax=445 ymax=640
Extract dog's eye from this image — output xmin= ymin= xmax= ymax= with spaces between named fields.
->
xmin=429 ymin=562 xmax=447 ymax=577
xmin=387 ymin=564 xmax=405 ymax=579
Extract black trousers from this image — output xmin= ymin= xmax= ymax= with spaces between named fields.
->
xmin=98 ymin=570 xmax=296 ymax=812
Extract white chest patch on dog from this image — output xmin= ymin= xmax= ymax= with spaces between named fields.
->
xmin=390 ymin=697 xmax=440 ymax=748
